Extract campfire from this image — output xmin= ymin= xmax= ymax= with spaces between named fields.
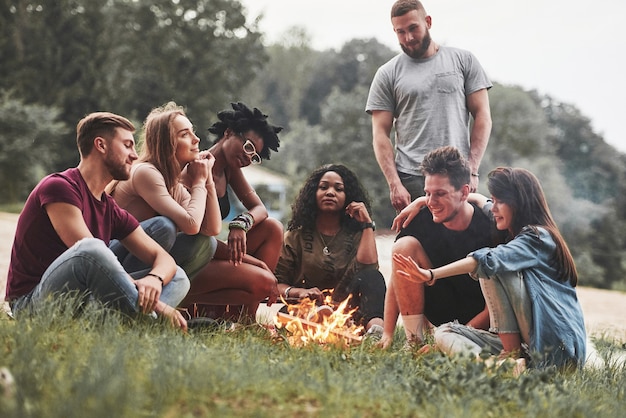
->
xmin=274 ymin=293 xmax=364 ymax=347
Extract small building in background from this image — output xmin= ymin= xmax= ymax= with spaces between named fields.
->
xmin=224 ymin=165 xmax=289 ymax=223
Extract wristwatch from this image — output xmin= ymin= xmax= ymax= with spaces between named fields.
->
xmin=362 ymin=221 xmax=376 ymax=231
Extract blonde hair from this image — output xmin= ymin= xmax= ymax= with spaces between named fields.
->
xmin=139 ymin=102 xmax=186 ymax=193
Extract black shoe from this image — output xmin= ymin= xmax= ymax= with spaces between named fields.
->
xmin=187 ymin=317 xmax=220 ymax=331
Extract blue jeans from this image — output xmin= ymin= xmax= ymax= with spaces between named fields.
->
xmin=12 ymin=238 xmax=190 ymax=316
xmin=12 ymin=219 xmax=190 ymax=317
xmin=435 ymin=321 xmax=503 ymax=357
xmin=110 ymin=216 xmax=217 ymax=280
xmin=480 ymin=271 xmax=532 ymax=344
xmin=434 ymin=271 xmax=533 ymax=357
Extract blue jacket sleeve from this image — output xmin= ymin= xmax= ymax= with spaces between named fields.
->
xmin=470 ymin=227 xmax=554 ymax=279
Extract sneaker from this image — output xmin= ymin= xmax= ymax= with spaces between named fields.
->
xmin=483 ymin=355 xmax=527 ymax=377
xmin=402 ymin=336 xmax=421 ymax=352
xmin=187 ymin=317 xmax=220 ymax=331
xmin=364 ymin=324 xmax=384 ymax=342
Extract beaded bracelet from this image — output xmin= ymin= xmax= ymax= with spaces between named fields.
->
xmin=229 ymin=212 xmax=255 ymax=233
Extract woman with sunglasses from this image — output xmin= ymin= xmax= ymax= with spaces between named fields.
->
xmin=180 ymin=102 xmax=283 ymax=322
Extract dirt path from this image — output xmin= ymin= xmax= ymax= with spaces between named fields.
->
xmin=1 ymin=214 xmax=624 ymax=341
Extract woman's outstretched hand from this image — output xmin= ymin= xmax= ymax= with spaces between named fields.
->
xmin=392 ymin=253 xmax=432 ymax=284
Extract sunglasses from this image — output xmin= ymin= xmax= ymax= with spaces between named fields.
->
xmin=242 ymin=138 xmax=262 ymax=165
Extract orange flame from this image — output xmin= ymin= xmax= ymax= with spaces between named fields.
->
xmin=274 ymin=292 xmax=364 ymax=347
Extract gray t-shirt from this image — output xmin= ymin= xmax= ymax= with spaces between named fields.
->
xmin=366 ymin=46 xmax=492 ymax=176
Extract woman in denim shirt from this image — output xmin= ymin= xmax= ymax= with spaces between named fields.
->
xmin=394 ymin=167 xmax=586 ymax=370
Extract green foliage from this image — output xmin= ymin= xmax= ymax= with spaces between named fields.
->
xmin=1 ymin=297 xmax=626 ymax=417
xmin=482 ymin=83 xmax=554 ymax=167
xmin=0 ymin=0 xmax=267 ymax=168
xmin=245 ymin=28 xmax=317 ymax=127
xmin=0 ymin=93 xmax=68 ymax=203
xmin=544 ymin=97 xmax=623 ymax=204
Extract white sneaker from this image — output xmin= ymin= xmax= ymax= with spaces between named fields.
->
xmin=364 ymin=324 xmax=384 ymax=341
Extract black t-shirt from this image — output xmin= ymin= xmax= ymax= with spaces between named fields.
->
xmin=396 ymin=203 xmax=496 ymax=326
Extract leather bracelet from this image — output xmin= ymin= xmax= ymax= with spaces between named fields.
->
xmin=146 ymin=272 xmax=164 ymax=287
xmin=361 ymin=221 xmax=376 ymax=231
xmin=426 ymin=269 xmax=436 ymax=286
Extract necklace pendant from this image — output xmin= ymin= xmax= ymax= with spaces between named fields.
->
xmin=323 ymin=246 xmax=330 ymax=256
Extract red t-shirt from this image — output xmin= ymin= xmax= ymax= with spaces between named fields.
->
xmin=6 ymin=168 xmax=139 ymax=300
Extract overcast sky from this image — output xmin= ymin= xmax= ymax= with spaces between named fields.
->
xmin=241 ymin=0 xmax=626 ymax=153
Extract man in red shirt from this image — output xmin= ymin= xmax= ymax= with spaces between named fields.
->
xmin=6 ymin=112 xmax=188 ymax=330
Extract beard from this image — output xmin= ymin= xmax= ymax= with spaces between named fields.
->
xmin=104 ymin=155 xmax=131 ymax=181
xmin=400 ymin=30 xmax=432 ymax=59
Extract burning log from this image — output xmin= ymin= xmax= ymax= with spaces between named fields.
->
xmin=274 ymin=294 xmax=364 ymax=347
xmin=275 ymin=312 xmax=363 ymax=346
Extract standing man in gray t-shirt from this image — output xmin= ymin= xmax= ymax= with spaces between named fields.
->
xmin=366 ymin=0 xmax=492 ymax=212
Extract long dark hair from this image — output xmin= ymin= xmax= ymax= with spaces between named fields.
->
xmin=487 ymin=167 xmax=578 ymax=286
xmin=288 ymin=164 xmax=372 ymax=232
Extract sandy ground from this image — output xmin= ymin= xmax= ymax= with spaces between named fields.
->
xmin=1 ymin=213 xmax=624 ymax=342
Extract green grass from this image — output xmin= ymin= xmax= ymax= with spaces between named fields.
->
xmin=1 ymin=297 xmax=625 ymax=417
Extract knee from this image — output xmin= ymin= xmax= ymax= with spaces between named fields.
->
xmin=260 ymin=217 xmax=283 ymax=240
xmin=358 ymin=269 xmax=387 ymax=292
xmin=73 ymin=238 xmax=116 ymax=263
xmin=74 ymin=237 xmax=108 ymax=252
xmin=253 ymin=270 xmax=278 ymax=297
xmin=193 ymin=235 xmax=218 ymax=260
xmin=170 ymin=266 xmax=191 ymax=291
xmin=392 ymin=237 xmax=420 ymax=257
xmin=434 ymin=322 xmax=455 ymax=339
xmin=143 ymin=216 xmax=177 ymax=249
xmin=155 ymin=215 xmax=176 ymax=229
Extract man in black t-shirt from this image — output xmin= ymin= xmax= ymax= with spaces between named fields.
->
xmin=380 ymin=146 xmax=499 ymax=349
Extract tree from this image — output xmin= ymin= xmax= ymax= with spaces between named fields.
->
xmin=299 ymin=38 xmax=395 ymax=125
xmin=0 ymin=0 xmax=268 ymax=170
xmin=481 ymin=83 xmax=554 ymax=173
xmin=543 ymin=97 xmax=623 ymax=204
xmin=245 ymin=26 xmax=317 ymax=128
xmin=0 ymin=94 xmax=68 ymax=203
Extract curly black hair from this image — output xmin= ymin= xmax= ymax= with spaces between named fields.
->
xmin=208 ymin=102 xmax=282 ymax=160
xmin=287 ymin=164 xmax=372 ymax=232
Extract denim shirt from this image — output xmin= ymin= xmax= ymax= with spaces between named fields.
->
xmin=471 ymin=227 xmax=586 ymax=368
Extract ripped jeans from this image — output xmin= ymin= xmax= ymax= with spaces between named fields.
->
xmin=11 ymin=217 xmax=190 ymax=317
xmin=435 ymin=271 xmax=532 ymax=357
